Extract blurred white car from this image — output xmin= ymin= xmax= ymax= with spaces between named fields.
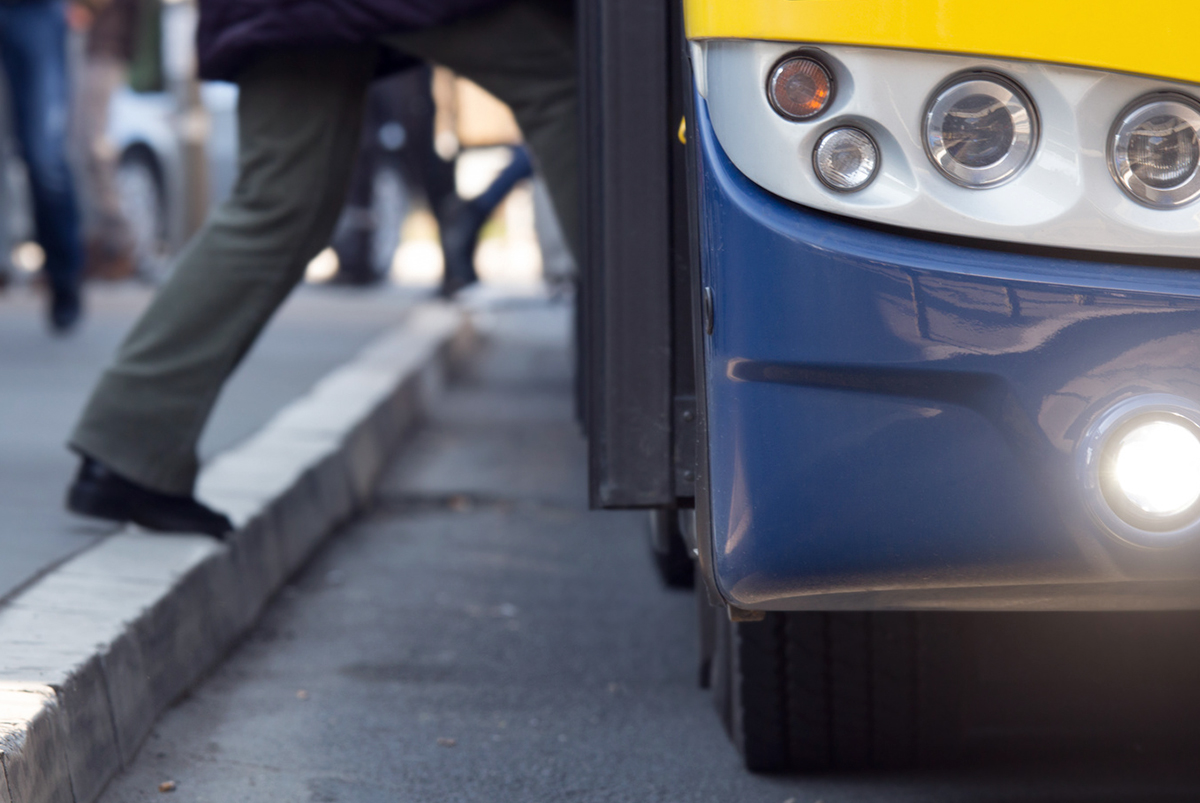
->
xmin=0 ymin=1 xmax=237 ymax=283
xmin=107 ymin=0 xmax=237 ymax=279
xmin=109 ymin=81 xmax=237 ymax=279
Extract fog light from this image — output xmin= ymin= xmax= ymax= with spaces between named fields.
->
xmin=1110 ymin=420 xmax=1200 ymax=517
xmin=767 ymin=54 xmax=833 ymax=122
xmin=1080 ymin=395 xmax=1200 ymax=545
xmin=813 ymin=127 xmax=879 ymax=191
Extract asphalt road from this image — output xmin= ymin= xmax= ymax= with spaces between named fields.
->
xmin=97 ymin=298 xmax=1200 ymax=803
xmin=0 ymin=280 xmax=418 ymax=601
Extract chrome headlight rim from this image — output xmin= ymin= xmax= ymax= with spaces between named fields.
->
xmin=1109 ymin=92 xmax=1200 ymax=209
xmin=765 ymin=50 xmax=836 ymax=122
xmin=923 ymin=71 xmax=1039 ymax=189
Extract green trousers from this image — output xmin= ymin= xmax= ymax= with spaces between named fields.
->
xmin=70 ymin=0 xmax=577 ymax=495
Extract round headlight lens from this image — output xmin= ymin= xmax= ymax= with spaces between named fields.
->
xmin=1110 ymin=94 xmax=1200 ymax=208
xmin=767 ymin=55 xmax=833 ymax=122
xmin=924 ymin=73 xmax=1038 ymax=188
xmin=813 ymin=127 xmax=879 ymax=192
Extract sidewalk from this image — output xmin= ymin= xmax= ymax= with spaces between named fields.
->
xmin=0 ymin=278 xmax=476 ymax=803
xmin=0 ymin=281 xmax=423 ymax=604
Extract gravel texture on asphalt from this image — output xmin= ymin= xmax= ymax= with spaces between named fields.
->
xmin=96 ymin=298 xmax=1200 ymax=803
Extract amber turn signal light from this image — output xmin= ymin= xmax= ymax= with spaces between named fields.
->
xmin=767 ymin=55 xmax=833 ymax=122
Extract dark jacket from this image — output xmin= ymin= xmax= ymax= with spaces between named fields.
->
xmin=196 ymin=0 xmax=502 ymax=82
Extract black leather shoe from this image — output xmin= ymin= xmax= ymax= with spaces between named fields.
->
xmin=436 ymin=274 xmax=477 ymax=299
xmin=438 ymin=197 xmax=483 ymax=295
xmin=49 ymin=284 xmax=82 ymax=334
xmin=66 ymin=457 xmax=234 ymax=539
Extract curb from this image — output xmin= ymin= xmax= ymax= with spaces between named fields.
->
xmin=0 ymin=303 xmax=474 ymax=803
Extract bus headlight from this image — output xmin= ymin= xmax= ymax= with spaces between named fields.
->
xmin=1110 ymin=94 xmax=1200 ymax=209
xmin=923 ymin=72 xmax=1038 ymax=188
xmin=813 ymin=127 xmax=879 ymax=191
xmin=702 ymin=40 xmax=1200 ymax=256
xmin=767 ymin=54 xmax=833 ymax=121
xmin=1079 ymin=395 xmax=1200 ymax=545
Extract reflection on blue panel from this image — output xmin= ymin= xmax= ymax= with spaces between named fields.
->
xmin=694 ymin=95 xmax=1200 ymax=607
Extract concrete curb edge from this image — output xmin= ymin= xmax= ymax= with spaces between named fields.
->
xmin=0 ymin=303 xmax=475 ymax=803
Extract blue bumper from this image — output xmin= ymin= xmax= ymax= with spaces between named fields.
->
xmin=695 ymin=99 xmax=1200 ymax=609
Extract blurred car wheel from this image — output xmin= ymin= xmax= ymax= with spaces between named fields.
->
xmin=331 ymin=163 xmax=408 ymax=285
xmin=370 ymin=164 xmax=406 ymax=280
xmin=116 ymin=146 xmax=170 ymax=282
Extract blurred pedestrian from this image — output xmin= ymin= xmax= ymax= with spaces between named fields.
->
xmin=438 ymin=144 xmax=533 ymax=296
xmin=70 ymin=0 xmax=140 ymax=280
xmin=0 ymin=0 xmax=87 ymax=331
xmin=330 ymin=69 xmax=536 ymax=299
xmin=331 ymin=64 xmax=457 ymax=287
xmin=65 ymin=0 xmax=577 ymax=536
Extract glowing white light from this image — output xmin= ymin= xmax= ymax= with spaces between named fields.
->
xmin=1113 ymin=420 xmax=1200 ymax=517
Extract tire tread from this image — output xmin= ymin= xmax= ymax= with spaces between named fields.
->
xmin=715 ymin=608 xmax=930 ymax=773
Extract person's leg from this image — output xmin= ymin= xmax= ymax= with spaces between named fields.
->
xmin=440 ymin=146 xmax=535 ymax=291
xmin=400 ymin=67 xmax=457 ymax=219
xmin=70 ymin=47 xmax=377 ymax=496
xmin=383 ymin=0 xmax=578 ymax=260
xmin=330 ymin=80 xmax=387 ymax=284
xmin=383 ymin=66 xmax=467 ymax=293
xmin=0 ymin=67 xmax=15 ymax=289
xmin=472 ymin=146 xmax=533 ymax=218
xmin=0 ymin=1 xmax=85 ymax=329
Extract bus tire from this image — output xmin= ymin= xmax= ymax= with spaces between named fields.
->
xmin=714 ymin=609 xmax=927 ymax=773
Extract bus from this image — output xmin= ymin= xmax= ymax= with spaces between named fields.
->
xmin=580 ymin=0 xmax=1200 ymax=772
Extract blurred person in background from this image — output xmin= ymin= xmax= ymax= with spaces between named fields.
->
xmin=0 ymin=0 xmax=87 ymax=331
xmin=65 ymin=0 xmax=576 ymax=535
xmin=69 ymin=0 xmax=140 ymax=280
xmin=329 ymin=67 xmax=536 ymax=299
xmin=330 ymin=64 xmax=457 ymax=287
xmin=0 ymin=79 xmax=14 ymax=293
xmin=438 ymin=143 xmax=532 ymax=296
